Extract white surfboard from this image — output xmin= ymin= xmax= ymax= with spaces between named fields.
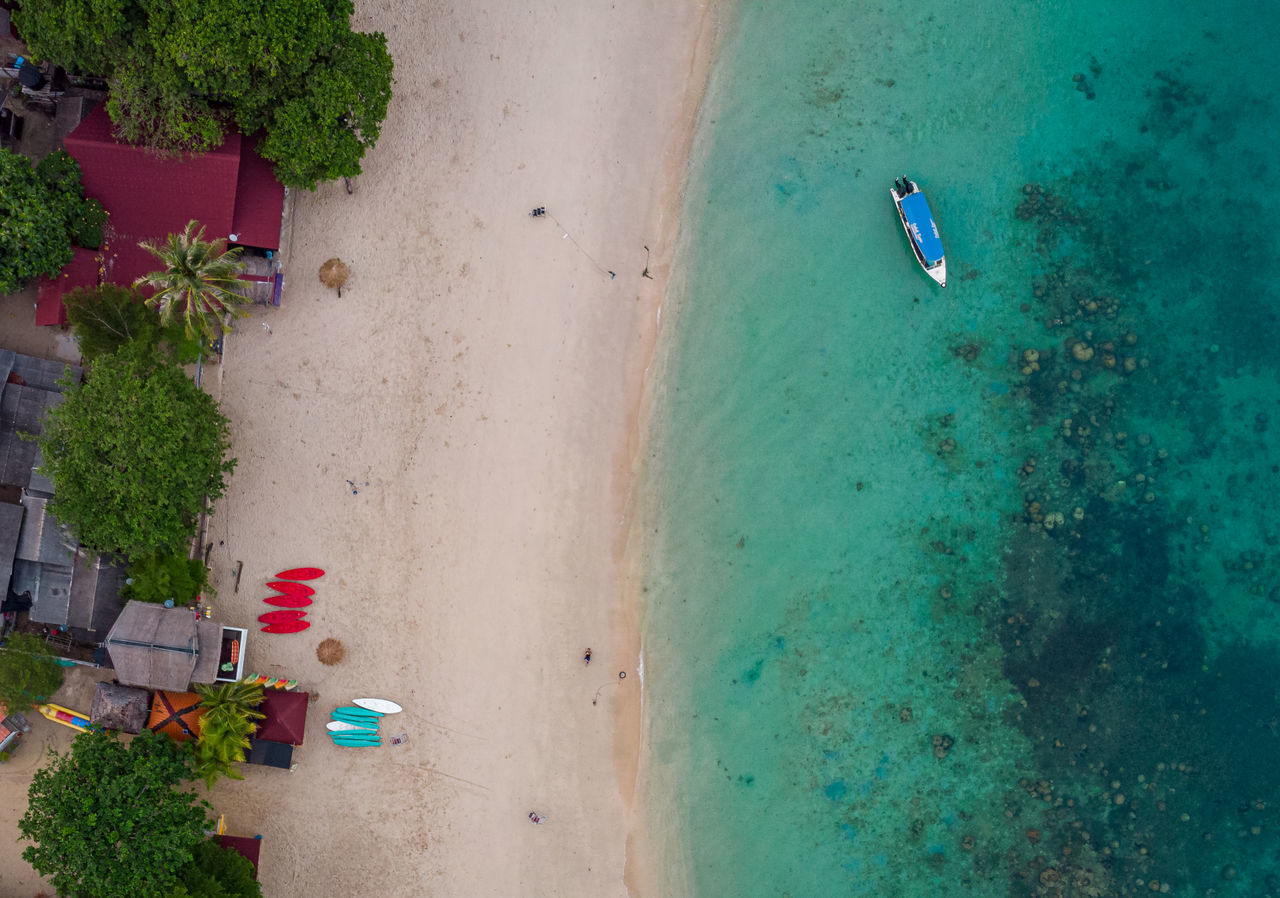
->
xmin=352 ymin=697 xmax=402 ymax=714
xmin=326 ymin=720 xmax=377 ymax=733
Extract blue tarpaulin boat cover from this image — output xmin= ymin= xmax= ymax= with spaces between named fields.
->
xmin=900 ymin=192 xmax=944 ymax=264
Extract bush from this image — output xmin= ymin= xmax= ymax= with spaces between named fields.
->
xmin=37 ymin=344 xmax=236 ymax=557
xmin=69 ymin=197 xmax=107 ymax=249
xmin=123 ymin=552 xmax=211 ymax=604
xmin=35 ymin=148 xmax=83 ymax=198
xmin=0 ymin=148 xmax=78 ymax=292
xmin=169 ymin=838 xmax=263 ymax=897
xmin=63 ymin=284 xmax=202 ymax=363
xmin=0 ymin=632 xmax=65 ymax=713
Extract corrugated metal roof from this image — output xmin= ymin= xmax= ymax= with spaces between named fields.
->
xmin=15 ymin=494 xmax=74 ymax=565
xmin=0 ymin=502 xmax=23 ymax=598
xmin=10 ymin=355 xmax=79 ymax=392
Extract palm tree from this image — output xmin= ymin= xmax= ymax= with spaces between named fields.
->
xmin=192 ymin=680 xmax=265 ymax=788
xmin=135 ymin=219 xmax=249 ymax=342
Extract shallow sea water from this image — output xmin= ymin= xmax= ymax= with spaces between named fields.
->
xmin=640 ymin=1 xmax=1280 ymax=895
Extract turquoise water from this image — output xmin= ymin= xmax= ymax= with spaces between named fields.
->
xmin=640 ymin=1 xmax=1280 ymax=895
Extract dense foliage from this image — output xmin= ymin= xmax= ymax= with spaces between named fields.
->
xmin=15 ymin=0 xmax=394 ymax=188
xmin=0 ymin=633 xmax=65 ymax=713
xmin=191 ymin=680 xmax=264 ymax=788
xmin=0 ymin=148 xmax=98 ymax=293
xmin=37 ymin=344 xmax=236 ymax=557
xmin=259 ymin=30 xmax=394 ymax=187
xmin=11 ymin=0 xmax=140 ymax=77
xmin=122 ymin=552 xmax=211 ymax=605
xmin=168 ymin=839 xmax=263 ymax=898
xmin=63 ymin=284 xmax=200 ymax=362
xmin=19 ymin=729 xmax=210 ymax=898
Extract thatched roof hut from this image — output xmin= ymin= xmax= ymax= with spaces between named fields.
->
xmin=90 ymin=682 xmax=150 ymax=734
xmin=103 ymin=601 xmax=222 ymax=692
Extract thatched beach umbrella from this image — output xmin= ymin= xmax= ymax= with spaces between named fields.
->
xmin=316 ymin=637 xmax=345 ymax=666
xmin=318 ymin=258 xmax=350 ymax=297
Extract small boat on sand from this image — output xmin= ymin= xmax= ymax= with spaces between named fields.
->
xmin=891 ymin=176 xmax=946 ymax=287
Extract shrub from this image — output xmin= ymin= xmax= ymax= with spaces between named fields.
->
xmin=0 ymin=632 xmax=65 ymax=713
xmin=69 ymin=197 xmax=107 ymax=249
xmin=64 ymin=284 xmax=202 ymax=364
xmin=123 ymin=552 xmax=211 ymax=604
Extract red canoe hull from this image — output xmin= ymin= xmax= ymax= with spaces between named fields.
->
xmin=261 ymin=620 xmax=311 ymax=634
xmin=262 ymin=595 xmax=313 ymax=608
xmin=275 ymin=567 xmax=325 ymax=581
xmin=259 ymin=609 xmax=308 ymax=624
xmin=267 ymin=581 xmax=315 ymax=597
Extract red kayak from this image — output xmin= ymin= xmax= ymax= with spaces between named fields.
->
xmin=259 ymin=609 xmax=308 ymax=624
xmin=267 ymin=581 xmax=315 ymax=597
xmin=262 ymin=619 xmax=311 ymax=634
xmin=275 ymin=567 xmax=325 ymax=581
xmin=262 ymin=595 xmax=313 ymax=608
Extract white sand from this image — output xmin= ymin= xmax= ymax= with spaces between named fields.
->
xmin=0 ymin=2 xmax=719 ymax=893
xmin=202 ymin=3 xmax=718 ymax=895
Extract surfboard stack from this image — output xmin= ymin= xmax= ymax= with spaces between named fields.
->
xmin=327 ymin=698 xmax=403 ymax=747
xmin=259 ymin=567 xmax=324 ymax=633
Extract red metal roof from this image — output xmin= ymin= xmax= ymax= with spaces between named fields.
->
xmin=35 ymin=248 xmax=100 ymax=325
xmin=38 ymin=107 xmax=285 ymax=325
xmin=232 ymin=133 xmax=285 ymax=250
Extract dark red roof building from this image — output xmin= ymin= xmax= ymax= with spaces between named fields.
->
xmin=36 ymin=106 xmax=286 ymax=325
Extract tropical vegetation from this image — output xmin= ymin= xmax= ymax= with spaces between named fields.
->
xmin=0 ymin=148 xmax=100 ymax=294
xmin=37 ymin=342 xmax=236 ymax=557
xmin=122 ymin=552 xmax=212 ymax=605
xmin=13 ymin=0 xmax=395 ymax=188
xmin=19 ymin=729 xmax=211 ymax=898
xmin=191 ymin=680 xmax=265 ymax=788
xmin=168 ymin=838 xmax=263 ymax=898
xmin=0 ymin=633 xmax=65 ymax=713
xmin=63 ymin=283 xmax=201 ymax=363
xmin=136 ymin=220 xmax=249 ymax=342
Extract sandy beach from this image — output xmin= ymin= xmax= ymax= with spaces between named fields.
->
xmin=204 ymin=2 xmax=717 ymax=894
xmin=1 ymin=1 xmax=718 ymax=895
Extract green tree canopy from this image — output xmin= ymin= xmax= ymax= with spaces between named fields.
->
xmin=107 ymin=49 xmax=226 ymax=155
xmin=259 ymin=29 xmax=394 ymax=188
xmin=0 ymin=633 xmax=65 ymax=713
xmin=63 ymin=283 xmax=200 ymax=362
xmin=15 ymin=0 xmax=393 ymax=189
xmin=0 ymin=149 xmax=78 ymax=293
xmin=19 ymin=729 xmax=210 ymax=898
xmin=168 ymin=839 xmax=263 ymax=898
xmin=11 ymin=0 xmax=141 ymax=77
xmin=37 ymin=344 xmax=236 ymax=557
xmin=154 ymin=0 xmax=352 ymax=130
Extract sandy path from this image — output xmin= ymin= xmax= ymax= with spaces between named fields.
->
xmin=200 ymin=3 xmax=717 ymax=895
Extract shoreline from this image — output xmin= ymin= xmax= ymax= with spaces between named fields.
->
xmin=613 ymin=5 xmax=727 ymax=897
xmin=0 ymin=3 xmax=723 ymax=895
xmin=206 ymin=3 xmax=725 ymax=896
